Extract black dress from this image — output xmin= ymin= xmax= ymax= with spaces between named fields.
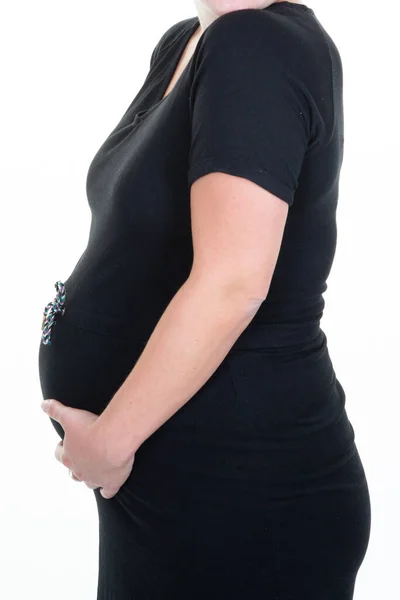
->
xmin=38 ymin=4 xmax=371 ymax=598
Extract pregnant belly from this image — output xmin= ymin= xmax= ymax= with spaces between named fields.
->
xmin=37 ymin=304 xmax=356 ymax=495
xmin=37 ymin=312 xmax=147 ymax=439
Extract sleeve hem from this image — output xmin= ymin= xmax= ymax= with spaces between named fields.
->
xmin=188 ymin=157 xmax=294 ymax=206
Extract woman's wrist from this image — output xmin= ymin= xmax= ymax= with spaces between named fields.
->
xmin=90 ymin=411 xmax=141 ymax=465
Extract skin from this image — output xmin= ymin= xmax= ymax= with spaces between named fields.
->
xmin=195 ymin=0 xmax=302 ymax=33
xmin=42 ymin=0 xmax=301 ymax=499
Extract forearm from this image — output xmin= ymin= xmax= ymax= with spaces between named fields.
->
xmin=92 ymin=276 xmax=263 ymax=458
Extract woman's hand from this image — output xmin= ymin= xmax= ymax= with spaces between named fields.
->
xmin=41 ymin=399 xmax=135 ymax=499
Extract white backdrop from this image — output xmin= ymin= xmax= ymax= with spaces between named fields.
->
xmin=1 ymin=0 xmax=398 ymax=598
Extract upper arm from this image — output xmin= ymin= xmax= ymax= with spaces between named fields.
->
xmin=190 ymin=171 xmax=289 ymax=302
xmin=187 ymin=10 xmax=314 ymax=299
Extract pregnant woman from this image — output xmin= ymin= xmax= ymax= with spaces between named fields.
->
xmin=38 ymin=1 xmax=371 ymax=598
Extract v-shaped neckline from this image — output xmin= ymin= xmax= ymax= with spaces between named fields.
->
xmin=128 ymin=18 xmax=201 ymax=128
xmin=153 ymin=2 xmax=314 ymax=108
xmin=155 ymin=18 xmax=201 ymax=107
xmin=136 ymin=5 xmax=315 ymax=122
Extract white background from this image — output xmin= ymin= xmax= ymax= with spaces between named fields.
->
xmin=1 ymin=0 xmax=398 ymax=598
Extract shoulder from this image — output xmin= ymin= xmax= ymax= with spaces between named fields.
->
xmin=194 ymin=9 xmax=320 ymax=75
xmin=200 ymin=9 xmax=304 ymax=50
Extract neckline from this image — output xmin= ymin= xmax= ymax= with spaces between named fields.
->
xmin=156 ymin=21 xmax=201 ymax=106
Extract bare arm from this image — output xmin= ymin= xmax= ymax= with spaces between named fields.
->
xmin=91 ymin=171 xmax=289 ymax=460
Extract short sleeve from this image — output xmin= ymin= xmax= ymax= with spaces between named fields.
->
xmin=188 ymin=10 xmax=314 ymax=206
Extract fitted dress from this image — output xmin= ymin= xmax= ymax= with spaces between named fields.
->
xmin=38 ymin=3 xmax=371 ymax=599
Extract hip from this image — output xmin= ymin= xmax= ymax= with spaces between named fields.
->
xmin=38 ymin=312 xmax=355 ymax=488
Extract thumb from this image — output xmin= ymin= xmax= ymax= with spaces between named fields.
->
xmin=41 ymin=399 xmax=69 ymax=426
xmin=41 ymin=399 xmax=98 ymax=428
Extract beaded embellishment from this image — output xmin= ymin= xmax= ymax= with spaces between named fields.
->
xmin=41 ymin=280 xmax=66 ymax=345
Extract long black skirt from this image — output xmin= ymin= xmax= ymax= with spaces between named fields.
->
xmin=38 ymin=309 xmax=371 ymax=600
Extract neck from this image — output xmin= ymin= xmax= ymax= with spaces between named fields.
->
xmin=193 ymin=1 xmax=302 ymax=35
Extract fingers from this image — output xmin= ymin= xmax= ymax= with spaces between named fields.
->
xmin=53 ymin=440 xmax=99 ymax=490
xmin=54 ymin=440 xmax=72 ymax=468
xmin=68 ymin=468 xmax=98 ymax=488
xmin=54 ymin=440 xmax=63 ymax=463
xmin=54 ymin=441 xmax=98 ymax=489
xmin=68 ymin=468 xmax=98 ymax=489
xmin=55 ymin=440 xmax=74 ymax=474
xmin=100 ymin=487 xmax=119 ymax=499
xmin=70 ymin=472 xmax=97 ymax=489
xmin=69 ymin=470 xmax=82 ymax=482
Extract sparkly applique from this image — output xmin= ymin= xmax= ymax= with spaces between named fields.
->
xmin=40 ymin=280 xmax=66 ymax=345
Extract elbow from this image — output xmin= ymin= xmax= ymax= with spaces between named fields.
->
xmin=220 ymin=279 xmax=268 ymax=311
xmin=187 ymin=271 xmax=268 ymax=314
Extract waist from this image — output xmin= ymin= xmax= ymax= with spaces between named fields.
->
xmin=231 ymin=319 xmax=323 ymax=352
xmin=60 ymin=303 xmax=323 ymax=354
xmin=43 ymin=280 xmax=324 ymax=352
